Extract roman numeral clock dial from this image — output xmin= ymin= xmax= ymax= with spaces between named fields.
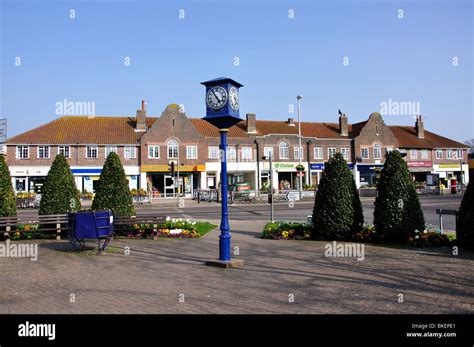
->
xmin=206 ymin=86 xmax=228 ymax=110
xmin=229 ymin=86 xmax=239 ymax=111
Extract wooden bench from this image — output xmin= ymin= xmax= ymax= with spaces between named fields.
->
xmin=115 ymin=215 xmax=167 ymax=240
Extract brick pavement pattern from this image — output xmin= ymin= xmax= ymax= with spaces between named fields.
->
xmin=0 ymin=219 xmax=473 ymax=314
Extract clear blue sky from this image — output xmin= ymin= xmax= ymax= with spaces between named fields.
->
xmin=1 ymin=0 xmax=472 ymax=142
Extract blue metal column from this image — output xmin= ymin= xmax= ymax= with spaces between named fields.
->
xmin=219 ymin=129 xmax=231 ymax=261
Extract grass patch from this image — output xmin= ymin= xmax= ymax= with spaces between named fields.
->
xmin=194 ymin=222 xmax=217 ymax=237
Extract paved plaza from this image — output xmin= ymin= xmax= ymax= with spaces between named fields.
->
xmin=0 ymin=219 xmax=473 ymax=314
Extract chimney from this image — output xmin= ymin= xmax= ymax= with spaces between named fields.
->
xmin=246 ymin=113 xmax=257 ymax=133
xmin=136 ymin=100 xmax=147 ymax=132
xmin=339 ymin=113 xmax=348 ymax=136
xmin=415 ymin=114 xmax=424 ymax=138
xmin=287 ymin=117 xmax=295 ymax=126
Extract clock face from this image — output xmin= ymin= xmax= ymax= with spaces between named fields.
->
xmin=206 ymin=86 xmax=228 ymax=110
xmin=229 ymin=86 xmax=239 ymax=111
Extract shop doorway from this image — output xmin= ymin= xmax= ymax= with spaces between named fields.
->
xmin=164 ymin=175 xmax=175 ymax=198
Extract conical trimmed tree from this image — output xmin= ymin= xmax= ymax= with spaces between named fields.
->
xmin=312 ymin=153 xmax=363 ymax=240
xmin=373 ymin=150 xmax=425 ymax=242
xmin=0 ymin=155 xmax=17 ymax=217
xmin=457 ymin=180 xmax=474 ymax=249
xmin=39 ymin=154 xmax=81 ymax=215
xmin=92 ymin=152 xmax=135 ymax=216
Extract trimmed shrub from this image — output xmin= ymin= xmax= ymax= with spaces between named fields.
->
xmin=457 ymin=180 xmax=474 ymax=249
xmin=373 ymin=150 xmax=425 ymax=242
xmin=92 ymin=152 xmax=135 ymax=217
xmin=0 ymin=155 xmax=17 ymax=217
xmin=39 ymin=154 xmax=81 ymax=215
xmin=312 ymin=153 xmax=363 ymax=240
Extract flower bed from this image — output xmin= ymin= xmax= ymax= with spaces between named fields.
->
xmin=261 ymin=222 xmax=456 ymax=247
xmin=10 ymin=224 xmax=53 ymax=240
xmin=116 ymin=218 xmax=215 ymax=239
xmin=261 ymin=222 xmax=311 ymax=240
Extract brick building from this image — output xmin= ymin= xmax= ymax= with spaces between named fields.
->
xmin=3 ymin=102 xmax=470 ymax=197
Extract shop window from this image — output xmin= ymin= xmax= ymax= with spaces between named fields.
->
xmin=58 ymin=145 xmax=70 ymax=158
xmin=361 ymin=147 xmax=369 ymax=159
xmin=167 ymin=140 xmax=179 ymax=159
xmin=86 ymin=145 xmax=98 ymax=159
xmin=373 ymin=144 xmax=382 ymax=160
xmin=186 ymin=146 xmax=198 ymax=159
xmin=105 ymin=146 xmax=118 ymax=157
xmin=16 ymin=145 xmax=29 ymax=159
xmin=148 ymin=145 xmax=160 ymax=159
xmin=279 ymin=142 xmax=289 ymax=159
xmin=314 ymin=147 xmax=323 ymax=160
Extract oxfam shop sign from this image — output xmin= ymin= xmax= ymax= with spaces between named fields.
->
xmin=273 ymin=163 xmax=297 ymax=170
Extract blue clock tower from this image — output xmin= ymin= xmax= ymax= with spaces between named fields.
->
xmin=202 ymin=77 xmax=245 ymax=268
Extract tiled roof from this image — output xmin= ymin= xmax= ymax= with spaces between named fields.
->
xmin=389 ymin=126 xmax=468 ymax=149
xmin=6 ymin=116 xmax=158 ymax=144
xmin=6 ymin=115 xmax=468 ymax=149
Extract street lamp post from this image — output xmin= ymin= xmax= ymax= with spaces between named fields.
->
xmin=262 ymin=154 xmax=274 ymax=222
xmin=297 ymin=95 xmax=303 ymax=200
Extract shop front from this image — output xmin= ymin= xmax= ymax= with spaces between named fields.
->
xmin=206 ymin=162 xmax=257 ymax=192
xmin=142 ymin=164 xmax=204 ymax=198
xmin=357 ymin=164 xmax=384 ymax=187
xmin=433 ymin=163 xmax=470 ymax=189
xmin=273 ymin=162 xmax=307 ymax=190
xmin=407 ymin=161 xmax=433 ymax=182
xmin=72 ymin=167 xmax=139 ymax=193
xmin=9 ymin=166 xmax=50 ymax=193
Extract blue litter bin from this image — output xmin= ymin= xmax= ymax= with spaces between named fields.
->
xmin=67 ymin=210 xmax=114 ymax=253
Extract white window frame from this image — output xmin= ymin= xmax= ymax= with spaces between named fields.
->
xmin=341 ymin=147 xmax=350 ymax=160
xmin=86 ymin=145 xmax=98 ymax=159
xmin=421 ymin=149 xmax=429 ymax=160
xmin=58 ymin=145 xmax=70 ymax=158
xmin=386 ymin=147 xmax=394 ymax=154
xmin=328 ymin=147 xmax=336 ymax=159
xmin=293 ymin=146 xmax=303 ymax=160
xmin=167 ymin=140 xmax=179 ymax=159
xmin=436 ymin=149 xmax=443 ymax=159
xmin=456 ymin=149 xmax=462 ymax=160
xmin=279 ymin=142 xmax=289 ymax=159
xmin=16 ymin=145 xmax=29 ymax=159
xmin=124 ymin=146 xmax=137 ymax=159
xmin=446 ymin=149 xmax=453 ymax=159
xmin=373 ymin=144 xmax=382 ymax=160
xmin=186 ymin=145 xmax=198 ymax=159
xmin=410 ymin=149 xmax=418 ymax=160
xmin=208 ymin=146 xmax=220 ymax=159
xmin=105 ymin=146 xmax=118 ymax=157
xmin=227 ymin=146 xmax=237 ymax=160
xmin=361 ymin=147 xmax=369 ymax=159
xmin=147 ymin=145 xmax=159 ymax=159
xmin=264 ymin=147 xmax=274 ymax=159
xmin=37 ymin=145 xmax=50 ymax=159
xmin=314 ymin=147 xmax=323 ymax=160
xmin=241 ymin=146 xmax=252 ymax=160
